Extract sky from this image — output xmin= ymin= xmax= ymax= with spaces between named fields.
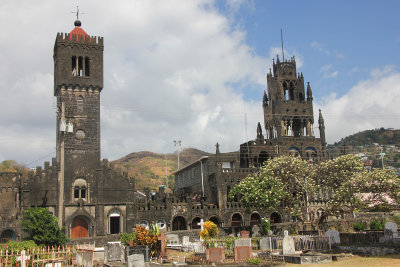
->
xmin=0 ymin=0 xmax=399 ymax=167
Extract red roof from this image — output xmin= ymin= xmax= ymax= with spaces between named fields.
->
xmin=70 ymin=26 xmax=89 ymax=40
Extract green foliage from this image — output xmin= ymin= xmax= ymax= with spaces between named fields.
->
xmin=352 ymin=222 xmax=365 ymax=232
xmin=0 ymin=160 xmax=27 ymax=175
xmin=260 ymin=217 xmax=270 ymax=236
xmin=121 ymin=225 xmax=160 ymax=256
xmin=230 ymin=156 xmax=313 ymax=220
xmin=120 ymin=232 xmax=136 ymax=246
xmin=0 ymin=240 xmax=38 ymax=252
xmin=369 ymin=218 xmax=386 ymax=230
xmin=392 ymin=215 xmax=400 ymax=227
xmin=21 ymin=207 xmax=68 ymax=246
xmin=246 ymin=257 xmax=261 ymax=265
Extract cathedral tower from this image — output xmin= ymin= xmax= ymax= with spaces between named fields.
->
xmin=54 ymin=19 xmax=104 ymax=205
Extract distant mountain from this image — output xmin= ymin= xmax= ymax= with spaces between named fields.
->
xmin=112 ymin=148 xmax=210 ymax=191
xmin=330 ymin=128 xmax=400 ymax=147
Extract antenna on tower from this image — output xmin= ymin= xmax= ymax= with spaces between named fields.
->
xmin=281 ymin=28 xmax=285 ymax=61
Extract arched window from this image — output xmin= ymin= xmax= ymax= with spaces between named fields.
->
xmin=250 ymin=213 xmax=261 ymax=226
xmin=85 ymin=57 xmax=90 ymax=76
xmin=77 ymin=96 xmax=84 ymax=113
xmin=73 ymin=178 xmax=87 ymax=201
xmin=157 ymin=219 xmax=166 ymax=230
xmin=231 ymin=213 xmax=242 ymax=227
xmin=192 ymin=217 xmax=202 ymax=229
xmin=138 ymin=220 xmax=149 ymax=229
xmin=72 ymin=56 xmax=77 ymax=76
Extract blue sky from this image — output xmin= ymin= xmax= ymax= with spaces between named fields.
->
xmin=217 ymin=0 xmax=400 ymax=100
xmin=0 ymin=0 xmax=399 ymax=166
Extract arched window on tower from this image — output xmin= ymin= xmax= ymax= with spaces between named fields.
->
xmin=289 ymin=82 xmax=295 ymax=101
xmin=77 ymin=96 xmax=84 ymax=113
xmin=72 ymin=56 xmax=77 ymax=76
xmin=85 ymin=57 xmax=90 ymax=76
xmin=78 ymin=56 xmax=83 ymax=76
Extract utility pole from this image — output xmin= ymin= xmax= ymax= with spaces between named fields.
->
xmin=173 ymin=140 xmax=181 ymax=170
xmin=165 ymin=153 xmax=168 ymax=190
xmin=57 ymin=102 xmax=73 ymax=227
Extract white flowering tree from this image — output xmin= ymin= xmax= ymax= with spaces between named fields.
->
xmin=312 ymin=154 xmax=400 ymax=224
xmin=229 ymin=156 xmax=314 ymax=221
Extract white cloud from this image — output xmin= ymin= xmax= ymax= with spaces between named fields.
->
xmin=0 ymin=0 xmax=267 ymax=166
xmin=316 ymin=66 xmax=400 ymax=144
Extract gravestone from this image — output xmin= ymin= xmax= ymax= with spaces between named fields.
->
xmin=234 ymin=238 xmax=251 ymax=247
xmin=282 ymin=231 xmax=295 ymax=255
xmin=17 ymin=250 xmax=30 ymax=267
xmin=325 ymin=230 xmax=340 ymax=246
xmin=127 ymin=254 xmax=145 ymax=267
xmin=385 ymin=222 xmax=398 ymax=238
xmin=206 ymin=247 xmax=225 ymax=263
xmin=234 ymin=246 xmax=252 ymax=262
xmin=252 ymin=225 xmax=260 ymax=237
xmin=158 ymin=233 xmax=169 ymax=263
xmin=193 ymin=241 xmax=205 ymax=253
xmin=105 ymin=242 xmax=125 ymax=262
xmin=240 ymin=231 xmax=250 ymax=238
xmin=126 ymin=245 xmax=150 ymax=262
xmin=166 ymin=234 xmax=180 ymax=245
xmin=198 ymin=219 xmax=205 ymax=231
xmin=182 ymin=236 xmax=193 ymax=252
xmin=260 ymin=237 xmax=272 ymax=251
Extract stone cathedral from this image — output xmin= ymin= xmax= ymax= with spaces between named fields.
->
xmin=0 ymin=20 xmax=329 ymax=242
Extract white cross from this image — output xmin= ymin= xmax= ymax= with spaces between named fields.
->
xmin=17 ymin=250 xmax=30 ymax=267
xmin=198 ymin=219 xmax=205 ymax=231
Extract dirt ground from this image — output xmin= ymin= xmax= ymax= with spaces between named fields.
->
xmin=284 ymin=254 xmax=400 ymax=267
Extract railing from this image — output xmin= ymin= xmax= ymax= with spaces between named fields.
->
xmin=0 ymin=246 xmax=75 ymax=266
xmin=293 ymin=235 xmax=330 ymax=251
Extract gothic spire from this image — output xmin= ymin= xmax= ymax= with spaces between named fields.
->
xmin=318 ymin=109 xmax=326 ymax=145
xmin=215 ymin=142 xmax=220 ymax=155
xmin=263 ymin=90 xmax=269 ymax=107
xmin=307 ymin=82 xmax=313 ymax=101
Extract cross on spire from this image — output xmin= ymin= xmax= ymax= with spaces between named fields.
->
xmin=71 ymin=6 xmax=85 ymax=20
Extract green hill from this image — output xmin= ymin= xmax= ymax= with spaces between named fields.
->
xmin=112 ymin=148 xmax=210 ymax=191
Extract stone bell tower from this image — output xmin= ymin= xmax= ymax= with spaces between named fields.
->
xmin=53 ymin=19 xmax=104 ymax=211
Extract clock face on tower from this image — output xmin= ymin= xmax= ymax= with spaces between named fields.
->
xmin=75 ymin=129 xmax=86 ymax=139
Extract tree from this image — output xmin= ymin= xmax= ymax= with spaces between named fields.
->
xmin=312 ymin=154 xmax=400 ymax=224
xmin=229 ymin=156 xmax=314 ymax=220
xmin=21 ymin=207 xmax=68 ymax=246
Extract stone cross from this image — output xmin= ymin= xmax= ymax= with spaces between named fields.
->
xmin=198 ymin=219 xmax=205 ymax=231
xmin=17 ymin=250 xmax=30 ymax=267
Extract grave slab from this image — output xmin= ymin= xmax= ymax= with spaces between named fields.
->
xmin=234 ymin=246 xmax=252 ymax=262
xmin=127 ymin=254 xmax=145 ymax=267
xmin=206 ymin=247 xmax=225 ymax=263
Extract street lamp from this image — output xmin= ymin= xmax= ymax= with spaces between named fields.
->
xmin=173 ymin=140 xmax=181 ymax=170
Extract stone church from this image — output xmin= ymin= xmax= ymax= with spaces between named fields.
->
xmin=0 ymin=19 xmax=329 ymax=242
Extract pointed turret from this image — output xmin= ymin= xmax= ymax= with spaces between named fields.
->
xmin=318 ymin=109 xmax=326 ymax=145
xmin=256 ymin=122 xmax=264 ymax=145
xmin=263 ymin=90 xmax=269 ymax=107
xmin=307 ymin=82 xmax=313 ymax=101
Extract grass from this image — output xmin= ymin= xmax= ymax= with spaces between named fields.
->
xmin=285 ymin=255 xmax=400 ymax=267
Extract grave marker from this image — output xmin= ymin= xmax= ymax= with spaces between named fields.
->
xmin=325 ymin=230 xmax=340 ymax=246
xmin=127 ymin=254 xmax=145 ymax=267
xmin=206 ymin=247 xmax=225 ymax=263
xmin=234 ymin=246 xmax=252 ymax=262
xmin=282 ymin=231 xmax=295 ymax=255
xmin=17 ymin=250 xmax=30 ymax=267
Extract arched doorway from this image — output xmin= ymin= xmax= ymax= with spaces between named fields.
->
xmin=1 ymin=229 xmax=16 ymax=242
xmin=209 ymin=216 xmax=220 ymax=227
xmin=109 ymin=211 xmax=121 ymax=234
xmin=250 ymin=213 xmax=261 ymax=226
xmin=231 ymin=213 xmax=242 ymax=227
xmin=172 ymin=216 xmax=187 ymax=231
xmin=270 ymin=212 xmax=282 ymax=224
xmin=258 ymin=151 xmax=269 ymax=167
xmin=192 ymin=217 xmax=202 ymax=229
xmin=71 ymin=217 xmax=89 ymax=239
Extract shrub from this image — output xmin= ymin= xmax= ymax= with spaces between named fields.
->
xmin=0 ymin=240 xmax=38 ymax=252
xmin=246 ymin=257 xmax=261 ymax=265
xmin=200 ymin=221 xmax=219 ymax=240
xmin=369 ymin=218 xmax=386 ymax=230
xmin=121 ymin=225 xmax=160 ymax=256
xmin=21 ymin=207 xmax=68 ymax=246
xmin=260 ymin=217 xmax=270 ymax=236
xmin=352 ymin=222 xmax=365 ymax=232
